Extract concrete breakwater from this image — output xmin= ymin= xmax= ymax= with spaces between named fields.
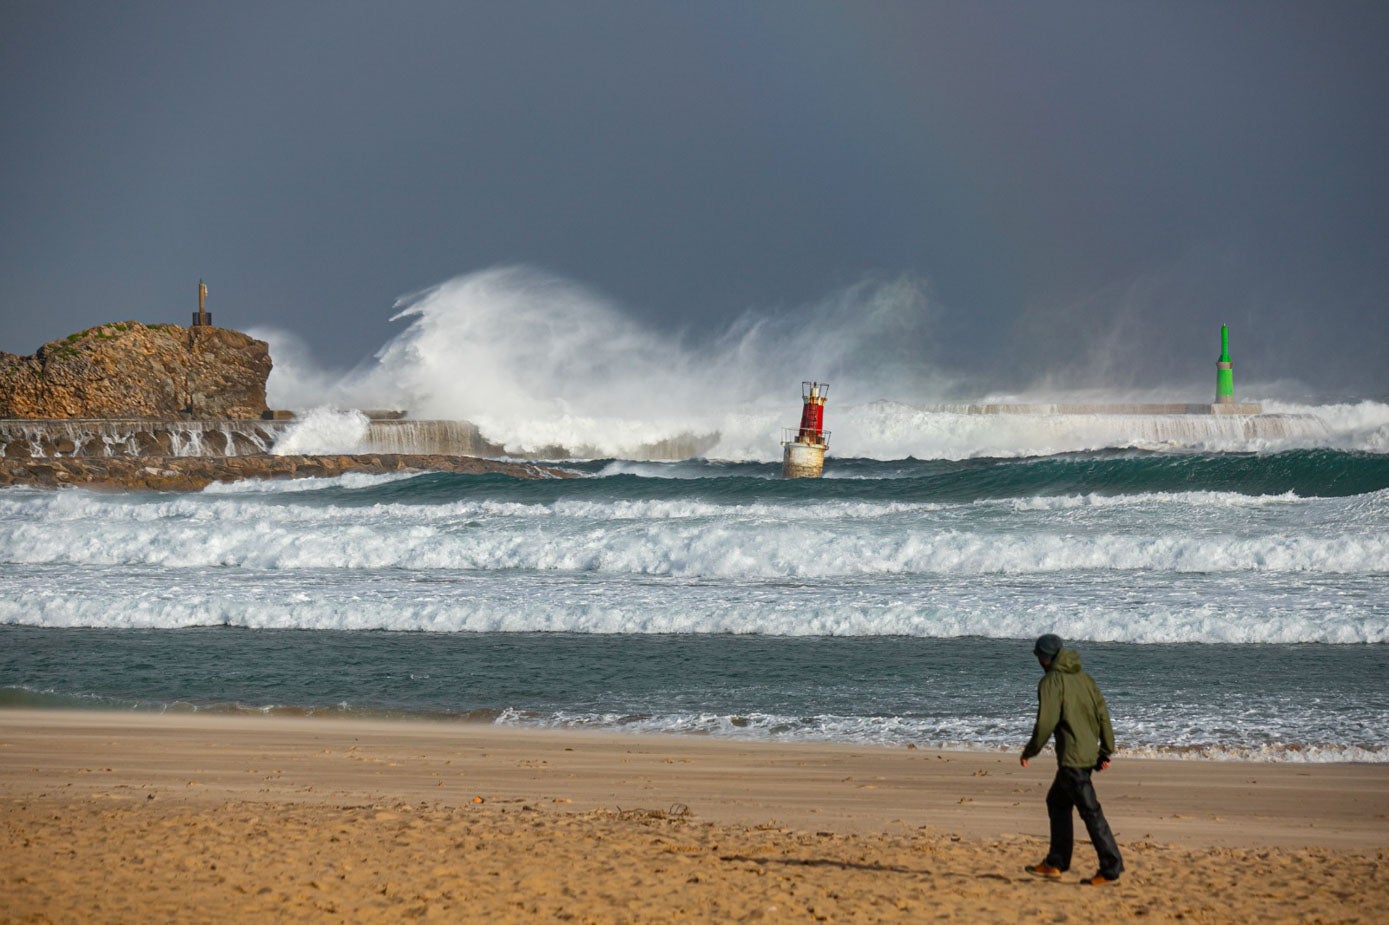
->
xmin=358 ymin=419 xmax=499 ymax=456
xmin=2 ymin=406 xmax=1327 ymax=465
xmin=917 ymin=403 xmax=1327 ymax=443
xmin=0 ymin=418 xmax=501 ymax=459
xmin=0 ymin=418 xmax=503 ymax=459
xmin=356 ymin=421 xmax=718 ymax=461
xmin=0 ymin=419 xmax=285 ymax=458
xmin=0 ymin=418 xmax=716 ymax=461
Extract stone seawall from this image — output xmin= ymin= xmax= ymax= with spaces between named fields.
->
xmin=0 ymin=419 xmax=285 ymax=458
xmin=356 ymin=419 xmax=500 ymax=456
xmin=0 ymin=418 xmax=718 ymax=461
xmin=0 ymin=454 xmax=572 ymax=492
xmin=916 ymin=404 xmax=1326 ymax=442
xmin=0 ymin=419 xmax=498 ymax=459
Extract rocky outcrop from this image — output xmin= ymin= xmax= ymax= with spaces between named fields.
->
xmin=0 ymin=322 xmax=270 ymax=419
xmin=0 ymin=454 xmax=574 ymax=492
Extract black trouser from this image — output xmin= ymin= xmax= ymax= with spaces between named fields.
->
xmin=1043 ymin=766 xmax=1123 ymax=877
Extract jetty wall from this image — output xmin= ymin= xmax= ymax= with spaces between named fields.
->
xmin=0 ymin=419 xmax=284 ymax=458
xmin=0 ymin=419 xmax=716 ymax=461
xmin=917 ymin=404 xmax=1325 ymax=443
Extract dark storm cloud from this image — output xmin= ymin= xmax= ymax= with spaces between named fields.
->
xmin=2 ymin=0 xmax=1386 ymax=397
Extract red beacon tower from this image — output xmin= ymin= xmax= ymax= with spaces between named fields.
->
xmin=781 ymin=381 xmax=829 ymax=478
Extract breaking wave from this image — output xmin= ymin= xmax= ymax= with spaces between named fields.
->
xmin=254 ymin=266 xmax=1389 ymax=460
xmin=2 ymin=453 xmax=1385 ymax=643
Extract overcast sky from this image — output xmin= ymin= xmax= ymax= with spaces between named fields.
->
xmin=3 ymin=1 xmax=1386 ymax=398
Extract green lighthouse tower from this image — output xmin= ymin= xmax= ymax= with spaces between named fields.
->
xmin=1215 ymin=324 xmax=1234 ymax=404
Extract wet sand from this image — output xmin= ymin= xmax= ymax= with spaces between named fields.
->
xmin=2 ymin=710 xmax=1385 ymax=922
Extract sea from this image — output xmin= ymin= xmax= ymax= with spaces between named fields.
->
xmin=3 ymin=411 xmax=1388 ymax=764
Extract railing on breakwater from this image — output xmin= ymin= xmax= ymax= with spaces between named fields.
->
xmin=0 ymin=419 xmax=285 ymax=459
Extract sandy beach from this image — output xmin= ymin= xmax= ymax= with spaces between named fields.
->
xmin=1 ymin=709 xmax=1385 ymax=923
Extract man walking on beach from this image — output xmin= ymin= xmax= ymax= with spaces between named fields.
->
xmin=1019 ymin=633 xmax=1124 ymax=885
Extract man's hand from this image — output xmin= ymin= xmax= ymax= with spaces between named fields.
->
xmin=1096 ymin=758 xmax=1111 ymax=772
xmin=1020 ymin=755 xmax=1029 ymax=768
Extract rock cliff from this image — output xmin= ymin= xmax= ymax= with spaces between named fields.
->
xmin=0 ymin=322 xmax=270 ymax=419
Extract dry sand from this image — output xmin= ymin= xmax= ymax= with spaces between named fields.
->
xmin=2 ymin=709 xmax=1385 ymax=923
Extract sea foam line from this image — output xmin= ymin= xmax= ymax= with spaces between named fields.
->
xmin=1 ymin=483 xmax=1372 ymax=526
xmin=2 ymin=578 xmax=1384 ymax=643
xmin=3 ymin=515 xmax=1387 ymax=576
xmin=490 ymin=709 xmax=1389 ymax=762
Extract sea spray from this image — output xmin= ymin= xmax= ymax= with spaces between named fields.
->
xmin=1263 ymin=400 xmax=1389 ymax=452
xmin=251 ymin=266 xmax=1389 ymax=459
xmin=270 ymin=408 xmax=370 ymax=455
xmin=257 ymin=267 xmax=951 ymax=458
xmin=245 ymin=326 xmax=347 ymax=412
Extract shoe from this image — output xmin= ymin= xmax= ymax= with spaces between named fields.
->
xmin=1025 ymin=863 xmax=1063 ymax=877
xmin=1080 ymin=872 xmax=1120 ymax=885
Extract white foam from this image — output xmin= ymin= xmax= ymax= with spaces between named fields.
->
xmin=3 ymin=466 xmax=1385 ymax=644
xmin=1262 ymin=399 xmax=1389 ymax=452
xmin=200 ymin=471 xmax=417 ymax=494
xmin=1004 ymin=490 xmax=1301 ymax=511
xmin=2 ymin=562 xmax=1384 ymax=643
xmin=269 ymin=407 xmax=370 ymax=455
xmin=1102 ymin=743 xmax=1389 ymax=763
xmin=488 ymin=709 xmax=1389 ymax=762
xmin=2 ymin=484 xmax=1384 ymax=579
xmin=4 ymin=511 xmax=1385 ymax=577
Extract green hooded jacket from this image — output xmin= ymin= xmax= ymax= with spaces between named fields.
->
xmin=1021 ymin=648 xmax=1116 ymax=769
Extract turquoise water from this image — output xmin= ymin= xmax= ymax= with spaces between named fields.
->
xmin=1 ymin=627 xmax=1385 ymax=762
xmin=2 ymin=449 xmax=1387 ymax=760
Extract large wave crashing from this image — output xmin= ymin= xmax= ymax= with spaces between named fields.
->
xmin=252 ymin=267 xmax=1389 ymax=459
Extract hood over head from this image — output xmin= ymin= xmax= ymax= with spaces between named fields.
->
xmin=1049 ymin=648 xmax=1082 ymax=673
